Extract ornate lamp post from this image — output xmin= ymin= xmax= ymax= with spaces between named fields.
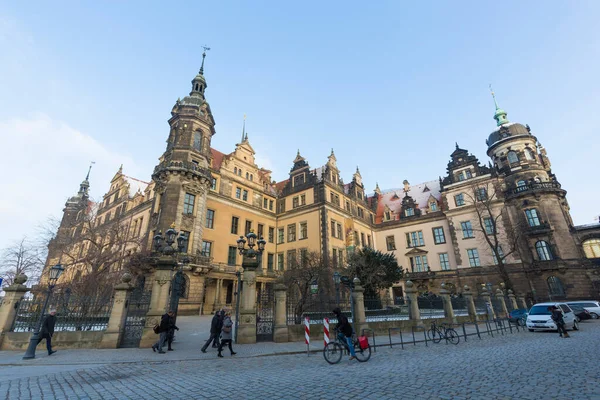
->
xmin=153 ymin=227 xmax=189 ymax=316
xmin=23 ymin=263 xmax=65 ymax=359
xmin=333 ymin=272 xmax=341 ymax=306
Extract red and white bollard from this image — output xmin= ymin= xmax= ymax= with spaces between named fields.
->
xmin=324 ymin=318 xmax=330 ymax=347
xmin=304 ymin=317 xmax=310 ymax=356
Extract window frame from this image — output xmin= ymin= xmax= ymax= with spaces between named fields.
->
xmin=205 ymin=209 xmax=215 ymax=229
xmin=432 ymin=227 xmax=446 ymax=245
xmin=183 ymin=193 xmax=196 ymax=215
xmin=467 ymin=249 xmax=481 ymax=267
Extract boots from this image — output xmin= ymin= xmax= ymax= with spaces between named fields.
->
xmin=217 ymin=352 xmax=223 ymax=358
xmin=563 ymin=332 xmax=570 ymax=338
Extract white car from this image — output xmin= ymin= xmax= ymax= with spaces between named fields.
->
xmin=526 ymin=302 xmax=579 ymax=332
xmin=566 ymin=301 xmax=600 ymax=319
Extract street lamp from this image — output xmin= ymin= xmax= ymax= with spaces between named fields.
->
xmin=23 ymin=263 xmax=65 ymax=359
xmin=333 ymin=272 xmax=341 ymax=306
xmin=153 ymin=227 xmax=189 ymax=317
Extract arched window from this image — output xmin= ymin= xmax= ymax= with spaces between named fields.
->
xmin=507 ymin=151 xmax=519 ymax=164
xmin=238 ymin=169 xmax=242 ymax=176
xmin=250 ymin=174 xmax=253 ymax=181
xmin=193 ymin=132 xmax=202 ymax=151
xmin=234 ymin=167 xmax=238 ymax=174
xmin=547 ymin=276 xmax=565 ymax=297
xmin=583 ymin=238 xmax=600 ymax=258
xmin=524 ymin=148 xmax=536 ymax=161
xmin=246 ymin=172 xmax=249 ymax=179
xmin=536 ymin=240 xmax=553 ymax=261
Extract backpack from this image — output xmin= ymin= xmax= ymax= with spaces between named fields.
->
xmin=153 ymin=323 xmax=160 ymax=334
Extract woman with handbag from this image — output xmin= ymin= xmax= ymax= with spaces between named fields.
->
xmin=217 ymin=311 xmax=237 ymax=357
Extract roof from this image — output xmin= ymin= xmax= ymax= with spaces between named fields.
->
xmin=374 ymin=179 xmax=442 ymax=222
xmin=124 ymin=175 xmax=149 ymax=197
xmin=211 ymin=148 xmax=227 ymax=171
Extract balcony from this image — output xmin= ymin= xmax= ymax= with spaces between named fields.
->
xmin=506 ymin=181 xmax=563 ymax=198
xmin=526 ymin=221 xmax=552 ymax=235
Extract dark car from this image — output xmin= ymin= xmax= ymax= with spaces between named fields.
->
xmin=569 ymin=304 xmax=592 ymax=321
xmin=508 ymin=308 xmax=528 ymax=326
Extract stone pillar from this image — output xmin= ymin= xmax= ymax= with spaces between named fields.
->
xmin=237 ymin=256 xmax=258 ymax=344
xmin=214 ymin=278 xmax=222 ymax=311
xmin=0 ymin=275 xmax=29 ymax=346
xmin=494 ymin=289 xmax=508 ymax=318
xmin=462 ymin=285 xmax=478 ymax=322
xmin=404 ymin=280 xmax=423 ymax=328
xmin=351 ymin=278 xmax=368 ymax=335
xmin=99 ymin=274 xmax=133 ymax=349
xmin=273 ymin=284 xmax=288 ymax=343
xmin=480 ymin=289 xmax=495 ymax=321
xmin=517 ymin=294 xmax=528 ymax=310
xmin=440 ymin=283 xmax=456 ymax=323
xmin=507 ymin=289 xmax=519 ymax=310
xmin=140 ymin=257 xmax=176 ymax=348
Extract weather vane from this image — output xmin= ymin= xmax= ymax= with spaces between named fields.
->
xmin=200 ymin=45 xmax=211 ymax=74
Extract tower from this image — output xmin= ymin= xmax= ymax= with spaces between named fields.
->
xmin=151 ymin=49 xmax=214 ymax=255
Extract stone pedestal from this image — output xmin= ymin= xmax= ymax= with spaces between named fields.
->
xmin=237 ymin=256 xmax=258 ymax=344
xmin=140 ymin=257 xmax=176 ymax=348
xmin=0 ymin=275 xmax=29 ymax=347
xmin=517 ymin=295 xmax=528 ymax=310
xmin=507 ymin=289 xmax=519 ymax=310
xmin=405 ymin=281 xmax=423 ymax=328
xmin=440 ymin=283 xmax=456 ymax=323
xmin=351 ymin=278 xmax=368 ymax=335
xmin=481 ymin=290 xmax=495 ymax=321
xmin=99 ymin=274 xmax=133 ymax=349
xmin=462 ymin=285 xmax=478 ymax=322
xmin=494 ymin=289 xmax=508 ymax=318
xmin=273 ymin=284 xmax=288 ymax=343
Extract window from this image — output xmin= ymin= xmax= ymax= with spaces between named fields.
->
xmin=180 ymin=231 xmax=191 ymax=253
xmin=439 ymin=253 xmax=450 ymax=270
xmin=227 ymin=246 xmax=237 ymax=265
xmin=300 ymin=222 xmax=307 ymax=240
xmin=201 ymin=241 xmax=212 ymax=257
xmin=465 ymin=169 xmax=472 ymax=179
xmin=358 ymin=208 xmax=364 ymax=218
xmin=467 ymin=249 xmax=481 ymax=267
xmin=483 ymin=217 xmax=495 ymax=235
xmin=277 ymin=228 xmax=285 ymax=244
xmin=583 ymin=238 xmax=600 ymax=258
xmin=246 ymin=172 xmax=249 ymax=179
xmin=211 ymin=177 xmax=217 ymax=190
xmin=293 ymin=174 xmax=305 ymax=186
xmin=205 ymin=209 xmax=215 ymax=229
xmin=430 ymin=202 xmax=438 ymax=211
xmin=332 ymin=248 xmax=338 ymax=267
xmin=287 ymin=224 xmax=296 ymax=242
xmin=367 ymin=235 xmax=372 ymax=248
xmin=193 ymin=132 xmax=202 ymax=151
xmin=454 ymin=193 xmax=465 ymax=206
xmin=268 ymin=227 xmax=274 ymax=243
xmin=547 ymin=276 xmax=565 ymax=297
xmin=406 ymin=231 xmax=425 ymax=247
xmin=258 ymin=224 xmax=264 ymax=239
xmin=507 ymin=151 xmax=519 ymax=164
xmin=345 ymin=201 xmax=350 ymax=211
xmin=336 ymin=223 xmax=343 ymax=240
xmin=405 ymin=208 xmax=414 ymax=217
xmin=245 ymin=220 xmax=252 ymax=235
xmin=385 ymin=211 xmax=391 ymax=221
xmin=525 ymin=209 xmax=541 ymax=227
xmin=331 ymin=220 xmax=336 ymax=237
xmin=517 ymin=180 xmax=526 ymax=187
xmin=432 ymin=227 xmax=446 ymax=244
xmin=267 ymin=253 xmax=274 ymax=271
xmin=231 ymin=217 xmax=239 ymax=234
xmin=269 ymin=200 xmax=274 ymax=211
xmin=250 ymin=174 xmax=253 ymax=181
xmin=235 ymin=187 xmax=241 ymax=199
xmin=476 ymin=188 xmax=488 ymax=201
xmin=386 ymin=236 xmax=396 ymax=251
xmin=536 ymin=240 xmax=553 ymax=261
xmin=360 ymin=233 xmax=365 ymax=247
xmin=277 ymin=253 xmax=284 ymax=270
xmin=263 ymin=198 xmax=268 ymax=208
xmin=183 ymin=193 xmax=195 ymax=215
xmin=293 ymin=197 xmax=299 ymax=208
xmin=300 ymin=249 xmax=308 ymax=267
xmin=492 ymin=245 xmax=504 ymax=264
xmin=242 ymin=189 xmax=248 ymax=201
xmin=287 ymin=250 xmax=296 ymax=268
xmin=410 ymin=255 xmax=428 ymax=272
xmin=277 ymin=199 xmax=285 ymax=213
xmin=238 ymin=169 xmax=242 ymax=176
xmin=354 ymin=231 xmax=359 ymax=246
xmin=461 ymin=221 xmax=474 ymax=239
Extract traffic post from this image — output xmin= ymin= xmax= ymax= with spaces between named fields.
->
xmin=304 ymin=316 xmax=310 ymax=356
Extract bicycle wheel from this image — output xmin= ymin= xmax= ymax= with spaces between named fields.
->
xmin=354 ymin=341 xmax=371 ymax=362
xmin=427 ymin=328 xmax=440 ymax=342
xmin=323 ymin=342 xmax=343 ymax=364
xmin=432 ymin=328 xmax=443 ymax=343
xmin=446 ymin=329 xmax=460 ymax=345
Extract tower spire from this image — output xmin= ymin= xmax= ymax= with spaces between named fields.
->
xmin=199 ymin=45 xmax=210 ymax=75
xmin=489 ymin=84 xmax=509 ymax=127
xmin=241 ymin=114 xmax=246 ymax=143
xmin=79 ymin=161 xmax=94 ymax=197
xmin=85 ymin=161 xmax=95 ymax=181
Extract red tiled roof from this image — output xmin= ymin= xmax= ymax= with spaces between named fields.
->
xmin=211 ymin=148 xmax=227 ymax=171
xmin=274 ymin=179 xmax=289 ymax=194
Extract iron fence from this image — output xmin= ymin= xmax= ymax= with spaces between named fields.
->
xmin=11 ymin=291 xmax=113 ymax=333
xmin=492 ymin=297 xmax=505 ymax=316
xmin=417 ymin=296 xmax=444 ymax=319
xmin=504 ymin=296 xmax=515 ymax=312
xmin=451 ymin=296 xmax=468 ymax=316
xmin=364 ymin=295 xmax=409 ymax=322
xmin=286 ymin=292 xmax=352 ymax=325
xmin=474 ymin=297 xmax=489 ymax=315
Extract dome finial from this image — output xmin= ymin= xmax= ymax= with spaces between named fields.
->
xmin=199 ymin=45 xmax=210 ymax=75
xmin=489 ymin=84 xmax=509 ymax=127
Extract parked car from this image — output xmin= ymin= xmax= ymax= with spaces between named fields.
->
xmin=526 ymin=302 xmax=579 ymax=332
xmin=566 ymin=301 xmax=600 ymax=319
xmin=508 ymin=308 xmax=528 ymax=326
xmin=568 ymin=304 xmax=592 ymax=321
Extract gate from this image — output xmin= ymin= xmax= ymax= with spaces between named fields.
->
xmin=120 ymin=286 xmax=151 ymax=348
xmin=256 ymin=285 xmax=274 ymax=342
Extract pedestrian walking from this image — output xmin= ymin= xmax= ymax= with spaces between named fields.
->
xmin=166 ymin=312 xmax=179 ymax=351
xmin=549 ymin=306 xmax=570 ymax=338
xmin=217 ymin=311 xmax=236 ymax=357
xmin=201 ymin=309 xmax=223 ymax=353
xmin=37 ymin=309 xmax=57 ymax=355
xmin=152 ymin=310 xmax=174 ymax=354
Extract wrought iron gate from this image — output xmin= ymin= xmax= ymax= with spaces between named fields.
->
xmin=256 ymin=286 xmax=274 ymax=342
xmin=119 ymin=286 xmax=151 ymax=348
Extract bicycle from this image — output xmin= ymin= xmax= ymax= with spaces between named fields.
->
xmin=427 ymin=320 xmax=460 ymax=345
xmin=323 ymin=330 xmax=372 ymax=364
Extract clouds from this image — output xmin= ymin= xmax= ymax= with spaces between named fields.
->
xmin=0 ymin=113 xmax=142 ymax=252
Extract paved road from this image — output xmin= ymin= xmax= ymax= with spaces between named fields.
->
xmin=1 ymin=320 xmax=599 ymax=399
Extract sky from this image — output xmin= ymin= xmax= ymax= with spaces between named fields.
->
xmin=1 ymin=1 xmax=599 ymax=255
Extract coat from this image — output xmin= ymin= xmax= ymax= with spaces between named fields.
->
xmin=159 ymin=313 xmax=170 ymax=333
xmin=220 ymin=316 xmax=233 ymax=340
xmin=40 ymin=314 xmax=56 ymax=338
xmin=210 ymin=312 xmax=223 ymax=334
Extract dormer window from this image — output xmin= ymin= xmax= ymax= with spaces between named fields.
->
xmin=293 ymin=174 xmax=305 ymax=186
xmin=430 ymin=201 xmax=438 ymax=211
xmin=405 ymin=208 xmax=415 ymax=217
xmin=465 ymin=169 xmax=472 ymax=178
xmin=385 ymin=211 xmax=391 ymax=221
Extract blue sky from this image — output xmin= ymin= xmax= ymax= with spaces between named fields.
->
xmin=1 ymin=1 xmax=598 ymax=253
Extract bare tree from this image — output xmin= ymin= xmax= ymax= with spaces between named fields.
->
xmin=0 ymin=237 xmax=45 ymax=288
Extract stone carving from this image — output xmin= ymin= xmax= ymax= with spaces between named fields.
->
xmin=157 ymin=278 xmax=170 ymax=286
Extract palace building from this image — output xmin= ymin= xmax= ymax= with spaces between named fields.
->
xmin=43 ymin=56 xmax=600 ymax=314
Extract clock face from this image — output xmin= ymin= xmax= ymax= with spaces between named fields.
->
xmin=458 ymin=158 xmax=463 ymax=162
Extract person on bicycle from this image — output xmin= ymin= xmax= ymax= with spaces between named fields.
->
xmin=332 ymin=307 xmax=356 ymax=361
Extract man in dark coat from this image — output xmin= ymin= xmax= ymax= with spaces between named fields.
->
xmin=166 ymin=312 xmax=179 ymax=351
xmin=201 ymin=309 xmax=223 ymax=353
xmin=152 ymin=310 xmax=174 ymax=354
xmin=37 ymin=309 xmax=57 ymax=355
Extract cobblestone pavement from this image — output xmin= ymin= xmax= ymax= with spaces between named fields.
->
xmin=1 ymin=320 xmax=599 ymax=399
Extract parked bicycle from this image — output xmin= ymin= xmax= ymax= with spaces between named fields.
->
xmin=323 ymin=329 xmax=371 ymax=364
xmin=427 ymin=320 xmax=460 ymax=345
